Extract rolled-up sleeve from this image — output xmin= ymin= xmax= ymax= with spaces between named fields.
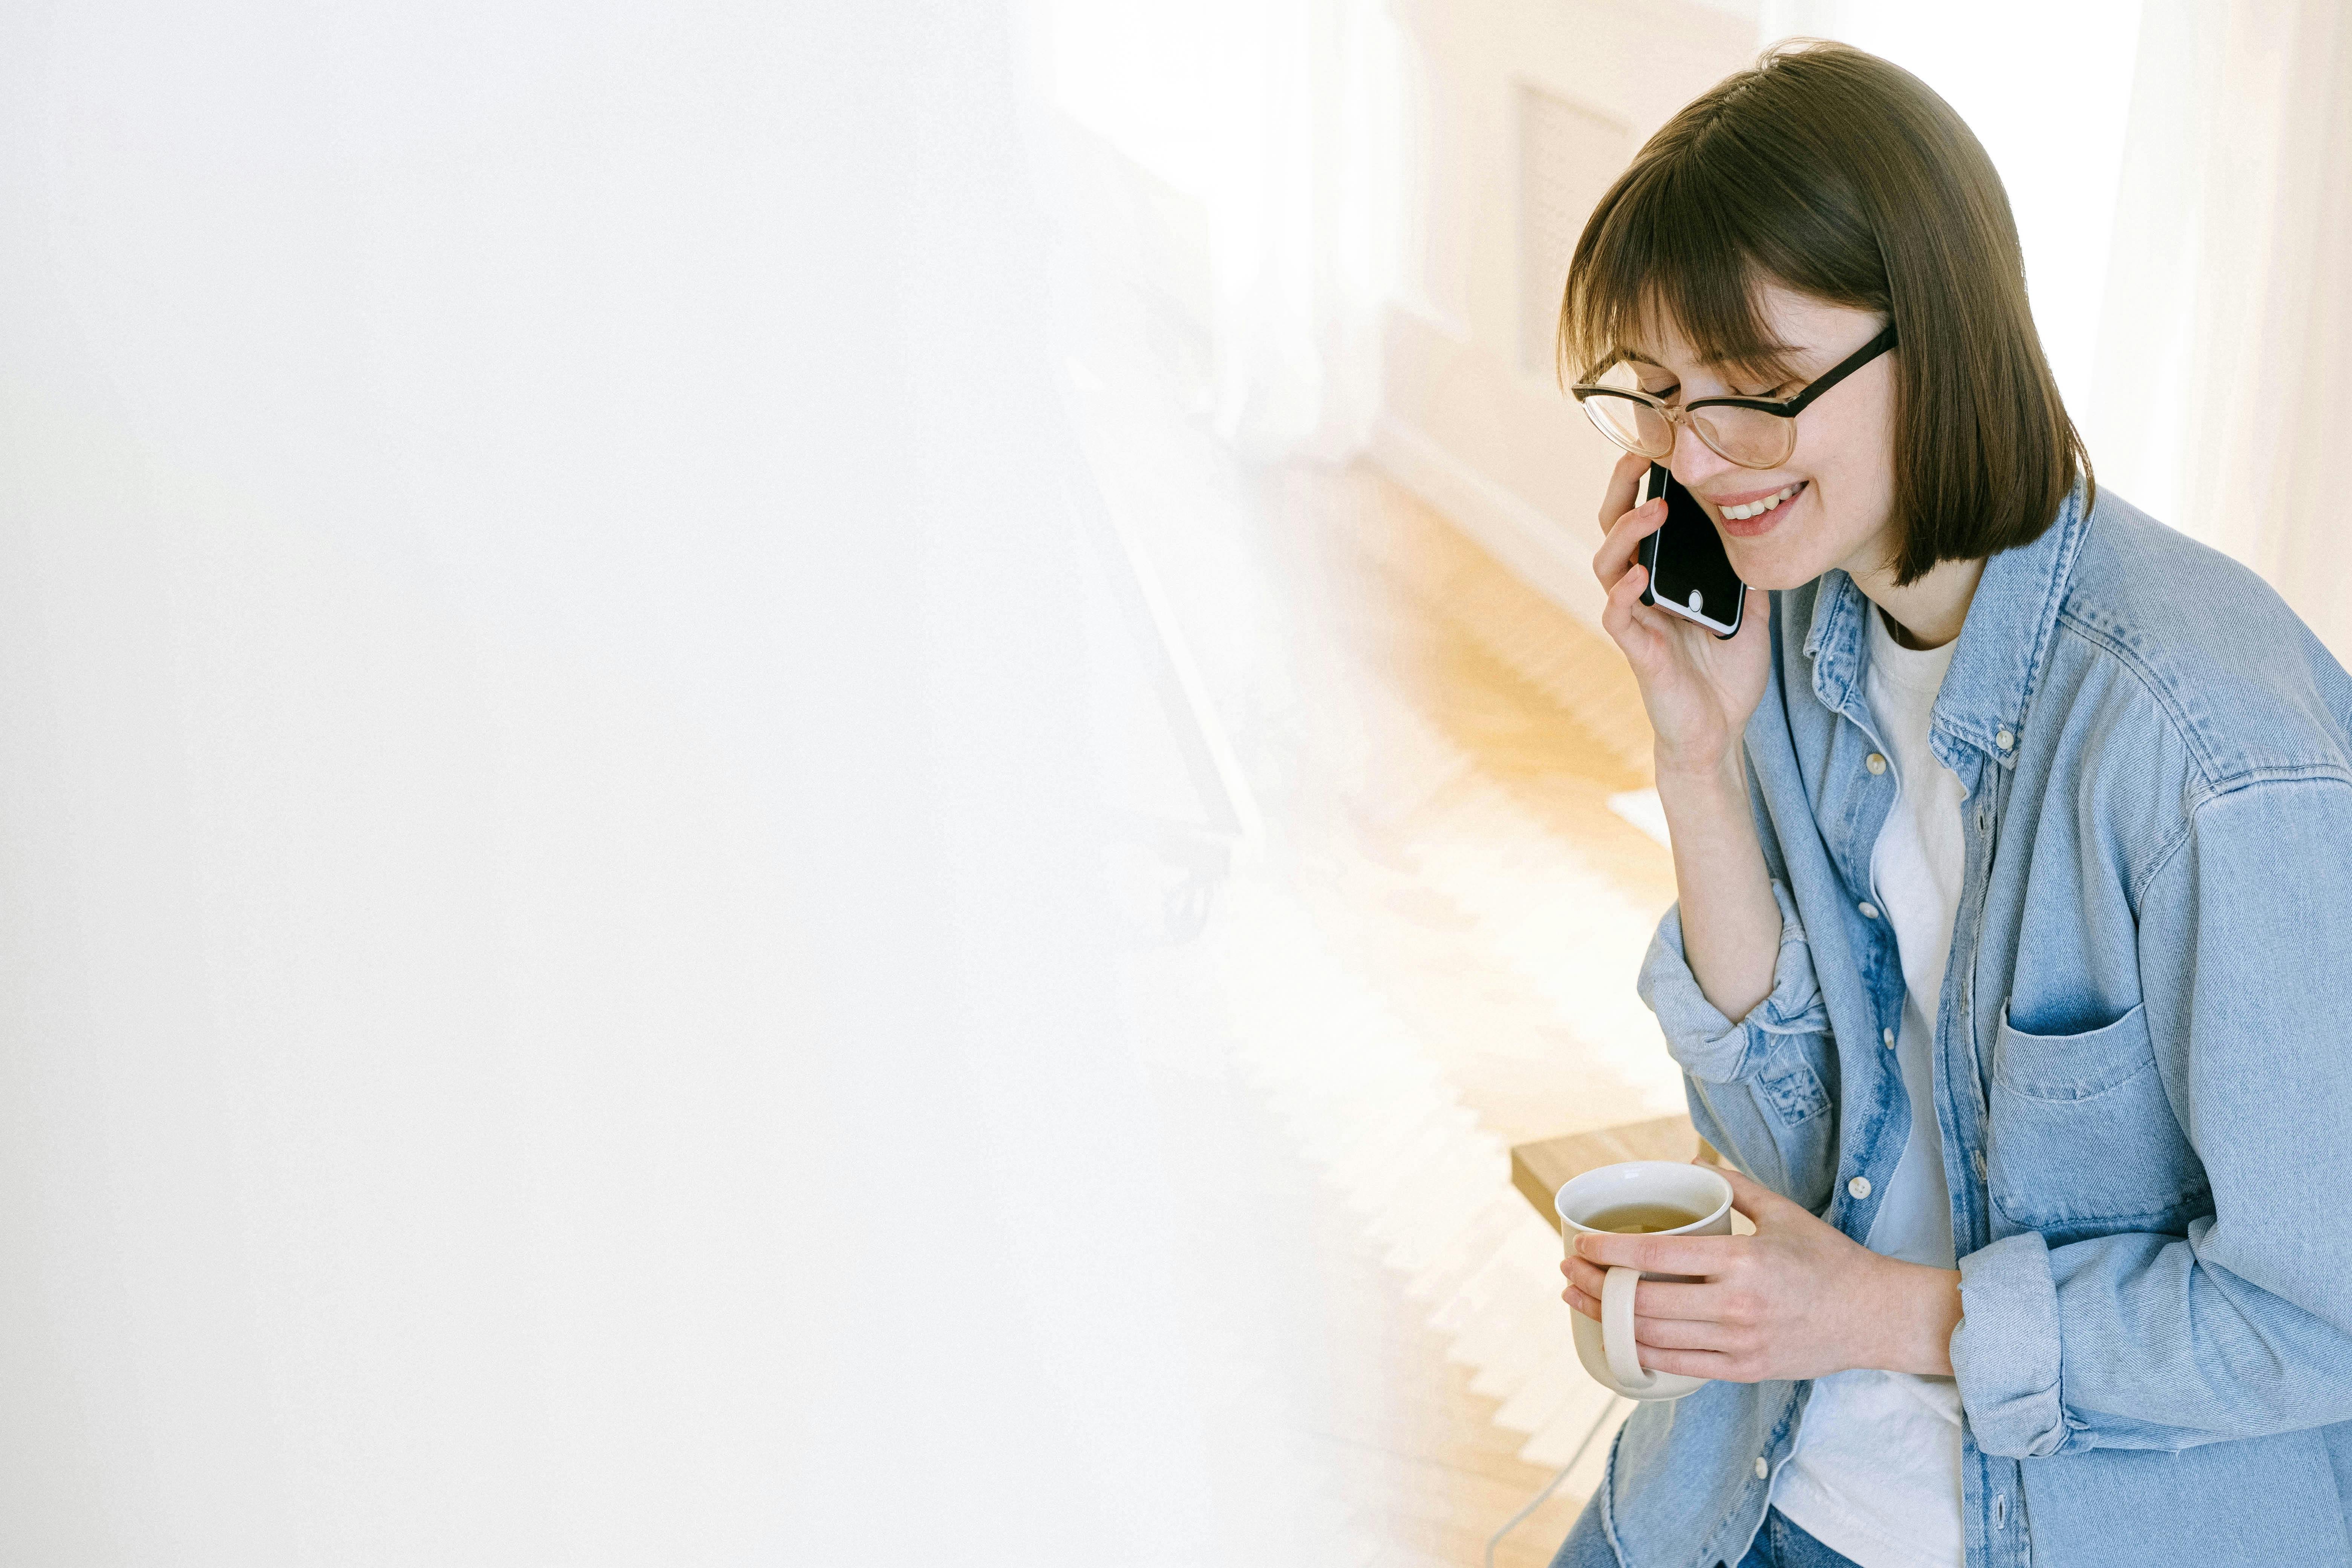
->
xmin=1637 ymin=876 xmax=1839 ymax=1207
xmin=1949 ymin=1231 xmax=2072 ymax=1456
xmin=1952 ymin=776 xmax=2352 ymax=1457
xmin=1637 ymin=876 xmax=1829 ymax=1083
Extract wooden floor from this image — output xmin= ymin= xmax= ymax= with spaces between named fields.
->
xmin=1050 ymin=110 xmax=1685 ymax=1567
xmin=1096 ymin=427 xmax=1684 ymax=1565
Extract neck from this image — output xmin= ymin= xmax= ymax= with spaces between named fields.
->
xmin=1849 ymin=551 xmax=1984 ymax=651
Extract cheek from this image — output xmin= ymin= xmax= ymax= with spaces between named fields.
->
xmin=1720 ymin=490 xmax=1854 ymax=590
xmin=1811 ymin=400 xmax=1899 ymax=520
xmin=1762 ymin=427 xmax=1897 ymax=574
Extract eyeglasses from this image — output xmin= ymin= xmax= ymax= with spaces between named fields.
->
xmin=1570 ymin=323 xmax=1898 ymax=470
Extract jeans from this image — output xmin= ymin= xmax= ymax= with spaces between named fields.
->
xmin=1729 ymin=1508 xmax=1862 ymax=1568
xmin=1550 ymin=1496 xmax=1860 ymax=1568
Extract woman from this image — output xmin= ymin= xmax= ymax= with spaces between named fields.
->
xmin=1546 ymin=40 xmax=2352 ymax=1568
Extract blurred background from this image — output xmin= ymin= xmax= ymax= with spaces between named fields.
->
xmin=0 ymin=1 xmax=2344 ymax=1565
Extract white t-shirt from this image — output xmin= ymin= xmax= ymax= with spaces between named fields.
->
xmin=1768 ymin=605 xmax=1966 ymax=1568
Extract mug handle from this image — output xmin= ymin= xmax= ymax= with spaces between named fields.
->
xmin=1602 ymin=1265 xmax=1660 ymax=1393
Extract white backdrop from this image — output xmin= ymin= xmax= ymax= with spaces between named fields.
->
xmin=0 ymin=3 xmax=1234 ymax=1563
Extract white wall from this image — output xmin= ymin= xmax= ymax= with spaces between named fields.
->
xmin=1369 ymin=0 xmax=1759 ymax=625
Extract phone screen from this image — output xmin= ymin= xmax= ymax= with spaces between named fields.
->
xmin=1638 ymin=464 xmax=1746 ymax=637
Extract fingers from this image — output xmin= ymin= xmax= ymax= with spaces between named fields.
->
xmin=1598 ymin=552 xmax=1650 ymax=644
xmin=1624 ymin=1345 xmax=1751 ymax=1381
xmin=1596 ymin=449 xmax=1651 ymax=533
xmin=1592 ymin=494 xmax=1667 ymax=590
xmin=1557 ymin=1262 xmax=1750 ymax=1329
xmin=1561 ymin=1252 xmax=1709 ymax=1310
xmin=1591 ymin=455 xmax=1677 ymax=665
xmin=1556 ymin=1280 xmax=1756 ymax=1377
xmin=1572 ymin=1229 xmax=1739 ymax=1276
xmin=1599 ymin=1277 xmax=1738 ymax=1323
xmin=1615 ymin=1309 xmax=1750 ymax=1353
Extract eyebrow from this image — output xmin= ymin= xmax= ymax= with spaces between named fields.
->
xmin=1608 ymin=345 xmax=1808 ymax=376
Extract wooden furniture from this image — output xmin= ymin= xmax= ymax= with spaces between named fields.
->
xmin=1509 ymin=1115 xmax=1720 ymax=1232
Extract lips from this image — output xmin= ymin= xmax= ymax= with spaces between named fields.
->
xmin=1715 ymin=480 xmax=1806 ymax=537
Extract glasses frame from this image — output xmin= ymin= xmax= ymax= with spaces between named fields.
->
xmin=1570 ymin=323 xmax=1899 ymax=470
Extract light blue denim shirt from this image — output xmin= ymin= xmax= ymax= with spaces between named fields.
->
xmin=1596 ymin=480 xmax=2352 ymax=1566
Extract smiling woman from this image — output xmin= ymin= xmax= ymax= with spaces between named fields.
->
xmin=1558 ymin=41 xmax=2090 ymax=593
xmin=1543 ymin=36 xmax=2352 ymax=1568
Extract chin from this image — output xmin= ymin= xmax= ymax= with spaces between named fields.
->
xmin=1725 ymin=549 xmax=1815 ymax=594
xmin=1726 ymin=526 xmax=1847 ymax=595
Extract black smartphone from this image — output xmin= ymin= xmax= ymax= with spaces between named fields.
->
xmin=1636 ymin=463 xmax=1745 ymax=639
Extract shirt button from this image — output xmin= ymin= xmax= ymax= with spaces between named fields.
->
xmin=1755 ymin=1456 xmax=1769 ymax=1479
xmin=1882 ymin=1027 xmax=1896 ymax=1048
xmin=1995 ymin=727 xmax=2015 ymax=751
xmin=1865 ymin=752 xmax=1887 ymax=775
xmin=1858 ymin=901 xmax=1879 ymax=920
xmin=1848 ymin=1175 xmax=1872 ymax=1199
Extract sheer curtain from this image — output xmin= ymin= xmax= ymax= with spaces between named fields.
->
xmin=1035 ymin=0 xmax=1398 ymax=462
xmin=2086 ymin=0 xmax=2352 ymax=657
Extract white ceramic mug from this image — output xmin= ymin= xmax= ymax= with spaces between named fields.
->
xmin=1555 ymin=1160 xmax=1735 ymax=1401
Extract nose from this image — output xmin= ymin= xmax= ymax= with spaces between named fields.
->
xmin=1667 ymin=416 xmax=1738 ymax=494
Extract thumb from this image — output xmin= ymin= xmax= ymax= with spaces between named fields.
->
xmin=1707 ymin=1158 xmax=1798 ymax=1226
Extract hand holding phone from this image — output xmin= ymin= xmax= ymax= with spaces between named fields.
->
xmin=1589 ymin=451 xmax=1772 ymax=780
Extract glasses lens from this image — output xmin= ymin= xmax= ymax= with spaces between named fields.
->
xmin=1691 ymin=405 xmax=1795 ymax=468
xmin=1580 ymin=390 xmax=1671 ymax=457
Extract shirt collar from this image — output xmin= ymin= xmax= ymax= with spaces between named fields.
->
xmin=1801 ymin=479 xmax=2092 ymax=771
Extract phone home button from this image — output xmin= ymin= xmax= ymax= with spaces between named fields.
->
xmin=1687 ymin=589 xmax=1704 ymax=614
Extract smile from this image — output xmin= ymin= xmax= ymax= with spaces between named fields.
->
xmin=1720 ymin=482 xmax=1802 ymax=521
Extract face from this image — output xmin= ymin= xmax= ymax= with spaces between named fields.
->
xmin=1619 ymin=285 xmax=1898 ymax=593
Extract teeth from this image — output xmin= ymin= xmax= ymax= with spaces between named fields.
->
xmin=1723 ymin=483 xmax=1798 ymax=520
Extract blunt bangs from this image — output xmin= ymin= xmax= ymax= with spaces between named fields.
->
xmin=1557 ymin=40 xmax=2092 ymax=585
xmin=1562 ymin=157 xmax=1808 ymax=391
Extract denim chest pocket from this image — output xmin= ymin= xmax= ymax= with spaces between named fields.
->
xmin=1986 ymin=999 xmax=2209 ymax=1240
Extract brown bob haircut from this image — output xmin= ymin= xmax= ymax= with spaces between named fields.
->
xmin=1558 ymin=41 xmax=2092 ymax=585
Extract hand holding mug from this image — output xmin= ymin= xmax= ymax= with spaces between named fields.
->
xmin=1554 ymin=1159 xmax=1735 ymax=1400
xmin=1560 ymin=1160 xmax=1964 ymax=1389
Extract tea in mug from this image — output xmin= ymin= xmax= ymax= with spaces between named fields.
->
xmin=1582 ymin=1202 xmax=1706 ymax=1234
